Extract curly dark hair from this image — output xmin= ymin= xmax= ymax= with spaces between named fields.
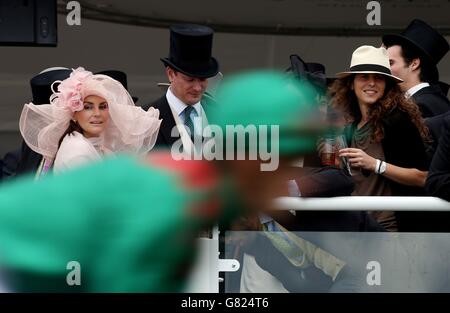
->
xmin=329 ymin=74 xmax=429 ymax=142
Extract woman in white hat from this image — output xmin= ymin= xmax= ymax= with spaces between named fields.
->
xmin=19 ymin=67 xmax=162 ymax=175
xmin=331 ymin=46 xmax=429 ymax=231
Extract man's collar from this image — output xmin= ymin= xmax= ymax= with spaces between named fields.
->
xmin=166 ymin=87 xmax=201 ymax=116
xmin=405 ymin=82 xmax=430 ymax=98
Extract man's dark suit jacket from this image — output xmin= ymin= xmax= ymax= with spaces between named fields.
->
xmin=15 ymin=143 xmax=42 ymax=177
xmin=142 ymin=95 xmax=211 ymax=149
xmin=1 ymin=143 xmax=39 ymax=181
xmin=426 ymin=114 xmax=450 ymax=202
xmin=1 ymin=148 xmax=21 ymax=181
xmin=425 ymin=111 xmax=450 ymax=160
xmin=412 ymin=84 xmax=450 ymax=118
xmin=142 ymin=96 xmax=179 ymax=148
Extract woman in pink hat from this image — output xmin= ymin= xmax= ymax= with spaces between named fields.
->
xmin=331 ymin=45 xmax=429 ymax=231
xmin=19 ymin=67 xmax=161 ymax=175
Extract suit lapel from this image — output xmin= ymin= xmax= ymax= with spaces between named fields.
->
xmin=153 ymin=94 xmax=212 ymax=149
xmin=156 ymin=96 xmax=179 ymax=146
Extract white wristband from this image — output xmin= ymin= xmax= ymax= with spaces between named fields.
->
xmin=379 ymin=161 xmax=387 ymax=174
xmin=375 ymin=159 xmax=387 ymax=174
xmin=375 ymin=159 xmax=381 ymax=174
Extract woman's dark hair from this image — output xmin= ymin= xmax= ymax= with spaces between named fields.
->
xmin=329 ymin=74 xmax=429 ymax=142
xmin=57 ymin=120 xmax=83 ymax=149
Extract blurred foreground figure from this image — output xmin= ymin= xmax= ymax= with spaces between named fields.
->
xmin=0 ymin=155 xmax=224 ymax=292
xmin=0 ymin=71 xmax=320 ymax=292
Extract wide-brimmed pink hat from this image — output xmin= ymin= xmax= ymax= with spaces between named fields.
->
xmin=19 ymin=67 xmax=161 ymax=160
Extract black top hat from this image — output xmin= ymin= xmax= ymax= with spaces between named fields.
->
xmin=304 ymin=62 xmax=325 ymax=74
xmin=96 ymin=70 xmax=138 ymax=103
xmin=161 ymin=24 xmax=219 ymax=79
xmin=30 ymin=68 xmax=71 ymax=105
xmin=382 ymin=19 xmax=449 ymax=66
xmin=305 ymin=63 xmax=337 ymax=88
xmin=287 ymin=55 xmax=335 ymax=92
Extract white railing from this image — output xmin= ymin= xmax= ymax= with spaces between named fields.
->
xmin=187 ymin=196 xmax=450 ymax=293
xmin=274 ymin=196 xmax=450 ymax=211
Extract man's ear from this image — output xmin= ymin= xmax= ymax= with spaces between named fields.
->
xmin=166 ymin=67 xmax=175 ymax=83
xmin=409 ymin=58 xmax=421 ymax=72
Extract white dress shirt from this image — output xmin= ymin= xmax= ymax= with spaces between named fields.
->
xmin=405 ymin=82 xmax=430 ymax=98
xmin=166 ymin=87 xmax=203 ymax=137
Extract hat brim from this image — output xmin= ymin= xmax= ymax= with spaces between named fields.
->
xmin=382 ymin=34 xmax=436 ymax=64
xmin=157 ymin=82 xmax=170 ymax=92
xmin=335 ymin=71 xmax=403 ymax=83
xmin=160 ymin=57 xmax=219 ymax=79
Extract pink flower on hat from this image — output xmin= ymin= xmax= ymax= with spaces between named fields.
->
xmin=53 ymin=67 xmax=93 ymax=112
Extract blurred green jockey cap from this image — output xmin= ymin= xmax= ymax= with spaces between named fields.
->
xmin=207 ymin=70 xmax=325 ymax=156
xmin=0 ymin=155 xmax=222 ymax=292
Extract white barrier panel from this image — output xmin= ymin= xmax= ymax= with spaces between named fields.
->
xmin=274 ymin=196 xmax=450 ymax=211
xmin=185 ymin=227 xmax=240 ymax=293
xmin=185 ymin=228 xmax=220 ymax=293
xmin=189 ymin=196 xmax=450 ymax=293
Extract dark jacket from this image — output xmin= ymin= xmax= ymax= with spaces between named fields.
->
xmin=412 ymin=85 xmax=450 ymax=118
xmin=294 ymin=166 xmax=355 ymax=198
xmin=425 ymin=111 xmax=450 ymax=159
xmin=15 ymin=142 xmax=42 ymax=177
xmin=1 ymin=148 xmax=22 ymax=181
xmin=380 ymin=108 xmax=429 ymax=194
xmin=344 ymin=108 xmax=437 ymax=232
xmin=345 ymin=108 xmax=428 ymax=196
xmin=143 ymin=94 xmax=213 ymax=149
xmin=426 ymin=114 xmax=450 ymax=201
xmin=142 ymin=96 xmax=179 ymax=148
xmin=269 ymin=166 xmax=384 ymax=233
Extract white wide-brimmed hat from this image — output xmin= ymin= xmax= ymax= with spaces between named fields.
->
xmin=336 ymin=45 xmax=403 ymax=83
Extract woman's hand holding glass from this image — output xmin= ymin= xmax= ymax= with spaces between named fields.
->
xmin=338 ymin=148 xmax=377 ymax=171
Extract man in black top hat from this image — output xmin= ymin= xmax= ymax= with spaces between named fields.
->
xmin=383 ymin=19 xmax=450 ymax=118
xmin=95 ymin=70 xmax=139 ymax=103
xmin=142 ymin=24 xmax=219 ymax=152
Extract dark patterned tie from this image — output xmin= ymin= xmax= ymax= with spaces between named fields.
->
xmin=183 ymin=106 xmax=195 ymax=141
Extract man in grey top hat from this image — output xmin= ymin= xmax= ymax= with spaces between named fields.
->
xmin=142 ymin=24 xmax=219 ymax=153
